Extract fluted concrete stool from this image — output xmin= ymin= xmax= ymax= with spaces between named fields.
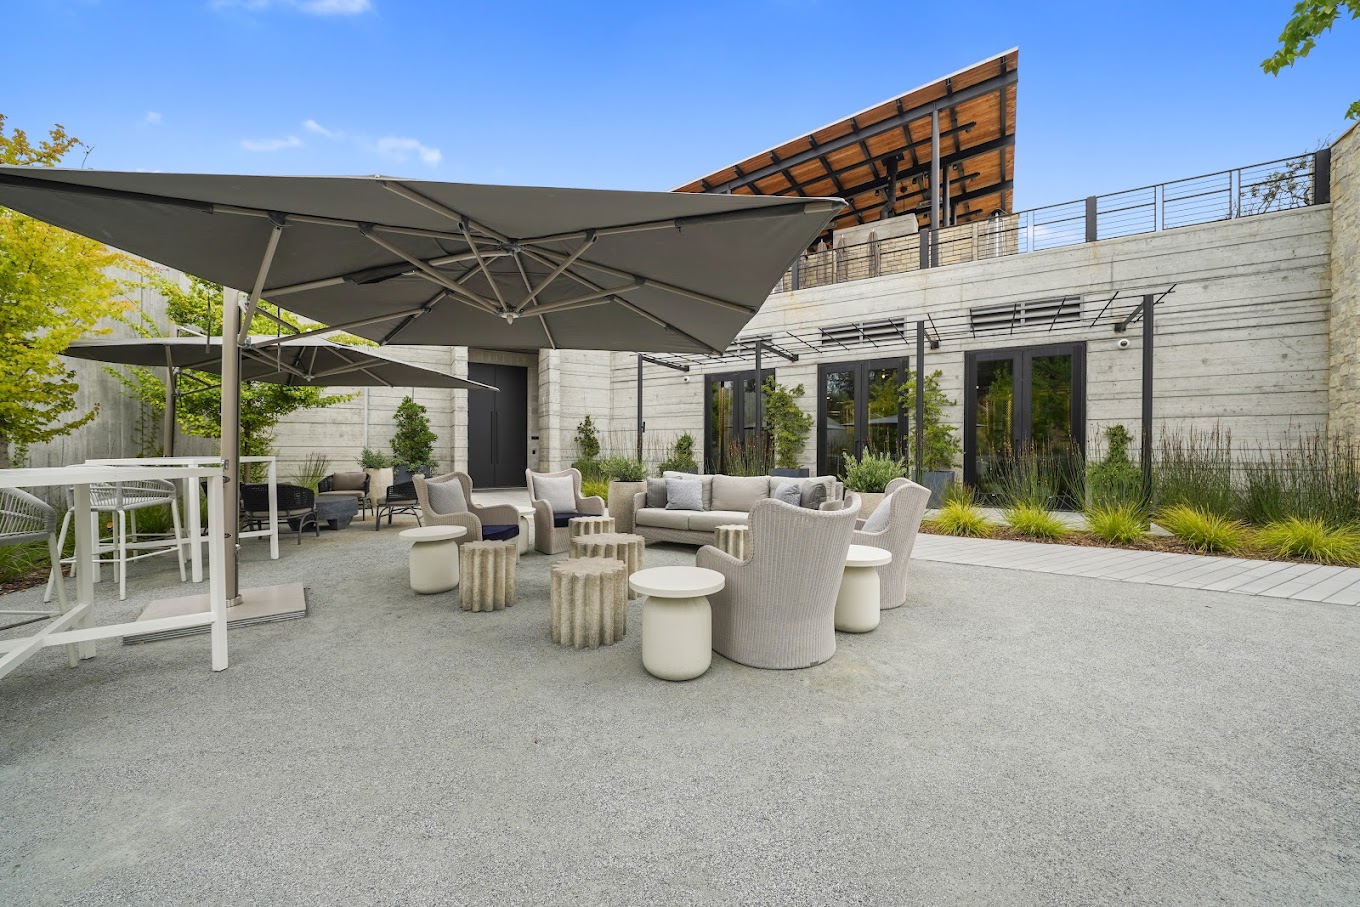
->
xmin=550 ymin=557 xmax=628 ymax=648
xmin=568 ymin=515 xmax=615 ymax=540
xmin=400 ymin=525 xmax=467 ymax=594
xmin=713 ymin=524 xmax=750 ymax=561
xmin=459 ymin=540 xmax=517 ymax=611
xmin=835 ymin=545 xmax=892 ymax=633
xmin=570 ymin=532 xmax=645 ymax=598
xmin=631 ymin=566 xmax=724 ymax=681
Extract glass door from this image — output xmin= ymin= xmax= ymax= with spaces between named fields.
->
xmin=817 ymin=358 xmax=909 ymax=476
xmin=964 ymin=343 xmax=1085 ymax=500
xmin=705 ymin=368 xmax=773 ymax=472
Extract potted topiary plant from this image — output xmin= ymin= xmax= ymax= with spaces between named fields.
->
xmin=842 ymin=450 xmax=911 ymax=518
xmin=658 ymin=433 xmax=700 ymax=474
xmin=600 ymin=454 xmax=648 ymax=533
xmin=390 ymin=395 xmax=438 ymax=484
xmin=359 ymin=447 xmax=394 ymax=509
xmin=899 ymin=370 xmax=962 ymax=507
xmin=763 ymin=376 xmax=814 ymax=477
xmin=571 ymin=415 xmax=603 ymax=482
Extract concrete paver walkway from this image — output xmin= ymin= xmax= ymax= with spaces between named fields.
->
xmin=913 ymin=533 xmax=1360 ymax=606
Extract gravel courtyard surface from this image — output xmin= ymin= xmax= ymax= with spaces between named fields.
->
xmin=2 ymin=518 xmax=1358 ymax=906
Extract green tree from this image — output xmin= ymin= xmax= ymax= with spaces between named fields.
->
xmin=761 ymin=376 xmax=814 ymax=469
xmin=1262 ymin=1 xmax=1360 ymax=120
xmin=108 ymin=276 xmax=353 ymax=472
xmin=391 ymin=395 xmax=437 ymax=471
xmin=0 ymin=115 xmax=138 ymax=467
xmin=898 ymin=370 xmax=962 ymax=472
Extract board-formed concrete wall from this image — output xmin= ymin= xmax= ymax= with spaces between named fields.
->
xmin=1329 ymin=122 xmax=1360 ymax=440
xmin=606 ymin=203 xmax=1334 ymax=473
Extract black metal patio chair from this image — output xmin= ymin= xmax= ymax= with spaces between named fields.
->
xmin=241 ymin=483 xmax=318 ymax=545
xmin=374 ymin=481 xmax=422 ymax=531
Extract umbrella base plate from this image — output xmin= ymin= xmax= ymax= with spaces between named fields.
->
xmin=123 ymin=584 xmax=309 ymax=644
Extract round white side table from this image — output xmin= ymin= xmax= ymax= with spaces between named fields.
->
xmin=630 ymin=566 xmax=725 ymax=681
xmin=835 ymin=544 xmax=892 ymax=632
xmin=400 ymin=525 xmax=467 ymax=594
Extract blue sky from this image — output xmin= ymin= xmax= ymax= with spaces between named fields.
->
xmin=7 ymin=0 xmax=1359 ymax=210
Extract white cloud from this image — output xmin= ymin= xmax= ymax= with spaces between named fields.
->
xmin=144 ymin=111 xmax=163 ymax=126
xmin=377 ymin=136 xmax=441 ymax=167
xmin=240 ymin=135 xmax=303 ymax=152
xmin=303 ymin=118 xmax=336 ymax=138
xmin=210 ymin=0 xmax=372 ymax=15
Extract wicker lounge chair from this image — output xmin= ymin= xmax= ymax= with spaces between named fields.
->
xmin=414 ymin=472 xmax=522 ymax=544
xmin=853 ymin=478 xmax=931 ymax=609
xmin=695 ymin=498 xmax=857 ymax=669
xmin=526 ymin=468 xmax=605 ymax=554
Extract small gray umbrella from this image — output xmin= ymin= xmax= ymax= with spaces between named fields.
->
xmin=62 ymin=336 xmax=495 ymax=455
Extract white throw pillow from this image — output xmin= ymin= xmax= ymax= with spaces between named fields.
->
xmin=426 ymin=479 xmax=467 ymax=515
xmin=534 ymin=474 xmax=578 ymax=514
xmin=863 ymin=494 xmax=894 ymax=533
xmin=665 ymin=478 xmax=705 ymax=511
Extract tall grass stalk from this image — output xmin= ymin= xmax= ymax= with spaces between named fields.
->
xmin=1154 ymin=426 xmax=1236 ymax=515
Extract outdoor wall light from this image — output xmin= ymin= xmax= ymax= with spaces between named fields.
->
xmin=1117 ymin=338 xmax=1131 ymax=350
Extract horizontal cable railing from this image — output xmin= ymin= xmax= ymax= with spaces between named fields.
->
xmin=775 ymin=151 xmax=1325 ymax=293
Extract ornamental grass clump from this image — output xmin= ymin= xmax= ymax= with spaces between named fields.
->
xmin=931 ymin=498 xmax=993 ymax=538
xmin=580 ymin=480 xmax=610 ymax=503
xmin=1003 ymin=503 xmax=1069 ymax=540
xmin=1257 ymin=517 xmax=1360 ymax=565
xmin=841 ymin=450 xmax=909 ymax=493
xmin=1154 ymin=426 xmax=1236 ymax=515
xmin=1084 ymin=501 xmax=1148 ymax=545
xmin=1156 ymin=504 xmax=1248 ymax=554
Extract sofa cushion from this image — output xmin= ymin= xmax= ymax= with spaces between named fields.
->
xmin=426 ymin=479 xmax=468 ymax=515
xmin=771 ymin=481 xmax=803 ymax=507
xmin=534 ymin=474 xmax=578 ymax=514
xmin=711 ymin=475 xmax=769 ymax=512
xmin=481 ymin=523 xmax=519 ymax=542
xmin=665 ymin=478 xmax=705 ymax=511
xmin=331 ymin=471 xmax=366 ymax=492
xmin=635 ymin=508 xmax=692 ymax=530
xmin=687 ymin=510 xmax=749 ymax=533
xmin=646 ymin=477 xmax=668 ymax=509
xmin=552 ymin=511 xmax=593 ymax=528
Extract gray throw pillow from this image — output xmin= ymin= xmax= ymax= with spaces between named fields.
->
xmin=426 ymin=479 xmax=468 ymax=515
xmin=862 ymin=494 xmax=894 ymax=533
xmin=665 ymin=478 xmax=705 ymax=511
xmin=772 ymin=482 xmax=803 ymax=507
xmin=646 ymin=477 xmax=668 ymax=509
xmin=800 ymin=479 xmax=830 ymax=510
xmin=534 ymin=474 xmax=578 ymax=514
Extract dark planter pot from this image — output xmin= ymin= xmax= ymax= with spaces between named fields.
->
xmin=922 ymin=470 xmax=954 ymax=508
xmin=771 ymin=467 xmax=810 ymax=478
xmin=392 ymin=465 xmax=433 ymax=486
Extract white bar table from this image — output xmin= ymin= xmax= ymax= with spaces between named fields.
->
xmin=86 ymin=455 xmax=279 ymax=581
xmin=0 ymin=464 xmax=228 ymax=680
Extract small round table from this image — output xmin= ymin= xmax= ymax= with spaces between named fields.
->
xmin=630 ymin=566 xmax=725 ymax=681
xmin=568 ymin=515 xmax=616 ymax=539
xmin=400 ymin=525 xmax=467 ymax=594
xmin=714 ymin=524 xmax=750 ymax=560
xmin=835 ymin=544 xmax=892 ymax=633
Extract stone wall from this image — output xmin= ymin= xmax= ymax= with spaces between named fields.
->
xmin=1329 ymin=122 xmax=1360 ymax=440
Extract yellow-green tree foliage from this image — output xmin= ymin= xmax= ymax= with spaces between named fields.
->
xmin=0 ymin=115 xmax=137 ymax=467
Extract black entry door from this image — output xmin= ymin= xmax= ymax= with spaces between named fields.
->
xmin=704 ymin=368 xmax=773 ymax=472
xmin=468 ymin=363 xmax=528 ymax=488
xmin=963 ymin=342 xmax=1086 ymax=497
xmin=816 ymin=358 xmax=910 ymax=476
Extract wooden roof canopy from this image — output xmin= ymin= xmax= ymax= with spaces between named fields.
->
xmin=675 ymin=49 xmax=1017 ymax=240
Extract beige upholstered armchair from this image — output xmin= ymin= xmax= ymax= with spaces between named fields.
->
xmin=414 ymin=472 xmax=522 ymax=545
xmin=852 ymin=478 xmax=931 ymax=609
xmin=526 ymin=468 xmax=605 ymax=554
xmin=695 ymin=499 xmax=857 ymax=669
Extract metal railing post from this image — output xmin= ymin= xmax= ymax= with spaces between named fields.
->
xmin=1084 ymin=196 xmax=1098 ymax=242
xmin=1315 ymin=149 xmax=1332 ymax=205
xmin=791 ymin=256 xmax=801 ymax=291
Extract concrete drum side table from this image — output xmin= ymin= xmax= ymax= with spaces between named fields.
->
xmin=569 ymin=532 xmax=645 ymax=598
xmin=630 ymin=566 xmax=725 ymax=681
xmin=568 ymin=515 xmax=615 ymax=540
xmin=835 ymin=544 xmax=893 ymax=633
xmin=551 ymin=557 xmax=628 ymax=648
xmin=400 ymin=525 xmax=467 ymax=594
xmin=460 ymin=540 xmax=517 ymax=611
xmin=713 ymin=524 xmax=750 ymax=561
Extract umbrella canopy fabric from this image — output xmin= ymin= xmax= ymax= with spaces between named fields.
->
xmin=0 ymin=168 xmax=844 ymax=355
xmin=61 ymin=336 xmax=496 ymax=390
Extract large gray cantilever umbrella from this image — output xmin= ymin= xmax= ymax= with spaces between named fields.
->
xmin=62 ymin=336 xmax=497 ymax=455
xmin=0 ymin=165 xmax=843 ymax=644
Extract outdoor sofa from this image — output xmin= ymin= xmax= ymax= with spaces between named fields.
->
xmin=630 ymin=472 xmax=847 ymax=547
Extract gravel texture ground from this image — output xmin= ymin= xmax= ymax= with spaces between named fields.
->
xmin=1 ymin=516 xmax=1357 ymax=906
